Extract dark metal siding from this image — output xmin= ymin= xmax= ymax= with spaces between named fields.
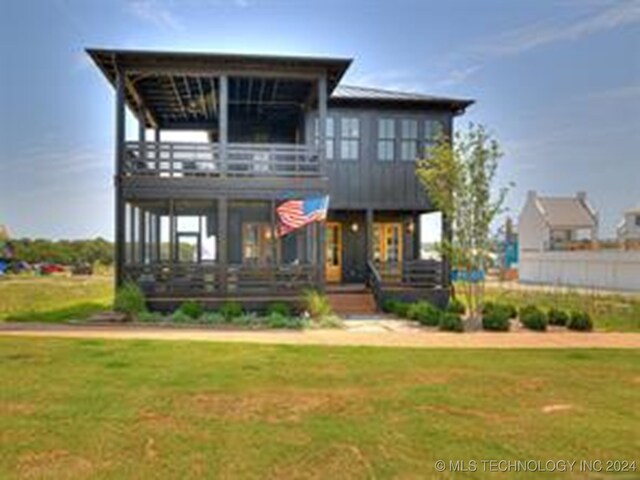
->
xmin=308 ymin=107 xmax=453 ymax=211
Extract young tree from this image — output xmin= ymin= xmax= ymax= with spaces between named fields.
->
xmin=416 ymin=123 xmax=509 ymax=326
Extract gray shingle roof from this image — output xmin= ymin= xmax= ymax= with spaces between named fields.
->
xmin=331 ymin=84 xmax=473 ymax=109
xmin=537 ymin=197 xmax=597 ymax=228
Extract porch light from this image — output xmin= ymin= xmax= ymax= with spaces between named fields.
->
xmin=407 ymin=221 xmax=415 ymax=234
xmin=350 ymin=222 xmax=359 ymax=233
xmin=264 ymin=229 xmax=272 ymax=240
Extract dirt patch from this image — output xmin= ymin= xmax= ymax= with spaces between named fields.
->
xmin=137 ymin=408 xmax=183 ymax=431
xmin=17 ymin=450 xmax=94 ymax=479
xmin=270 ymin=443 xmax=374 ymax=479
xmin=184 ymin=388 xmax=371 ymax=423
xmin=0 ymin=402 xmax=37 ymax=416
xmin=541 ymin=404 xmax=574 ymax=414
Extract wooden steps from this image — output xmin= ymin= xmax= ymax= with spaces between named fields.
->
xmin=327 ymin=286 xmax=378 ymax=315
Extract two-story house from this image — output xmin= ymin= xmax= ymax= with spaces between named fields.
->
xmin=88 ymin=49 xmax=473 ymax=310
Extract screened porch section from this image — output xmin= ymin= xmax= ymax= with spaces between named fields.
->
xmin=122 ymin=199 xmax=323 ymax=300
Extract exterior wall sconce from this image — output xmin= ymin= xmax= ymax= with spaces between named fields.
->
xmin=407 ymin=221 xmax=415 ymax=234
xmin=350 ymin=222 xmax=359 ymax=233
xmin=265 ymin=229 xmax=272 ymax=240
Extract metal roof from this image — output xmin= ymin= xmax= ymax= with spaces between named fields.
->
xmin=331 ymin=84 xmax=474 ymax=112
xmin=536 ymin=197 xmax=598 ymax=228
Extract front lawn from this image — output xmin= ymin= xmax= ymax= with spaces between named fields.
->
xmin=0 ymin=275 xmax=113 ymax=322
xmin=0 ymin=338 xmax=638 ymax=479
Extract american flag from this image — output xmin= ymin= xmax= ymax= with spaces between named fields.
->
xmin=276 ymin=196 xmax=329 ymax=237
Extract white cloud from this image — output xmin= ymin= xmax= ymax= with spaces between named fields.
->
xmin=472 ymin=1 xmax=640 ymax=58
xmin=437 ymin=65 xmax=482 ymax=87
xmin=126 ymin=0 xmax=183 ymax=31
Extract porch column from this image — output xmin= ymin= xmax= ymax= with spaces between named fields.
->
xmin=169 ymin=199 xmax=176 ymax=265
xmin=366 ymin=209 xmax=374 ymax=262
xmin=154 ymin=213 xmax=161 ymax=262
xmin=441 ymin=213 xmax=451 ymax=288
xmin=139 ymin=208 xmax=146 ymax=264
xmin=316 ymin=221 xmax=326 ymax=290
xmin=129 ymin=205 xmax=136 ymax=265
xmin=138 ymin=107 xmax=146 ymax=159
xmin=217 ymin=197 xmax=228 ymax=293
xmin=270 ymin=199 xmax=280 ymax=265
xmin=219 ymin=75 xmax=228 ymax=176
xmin=114 ymin=67 xmax=126 ymax=287
xmin=413 ymin=213 xmax=421 ymax=260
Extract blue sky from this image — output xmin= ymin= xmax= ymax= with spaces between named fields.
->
xmin=1 ymin=0 xmax=638 ymax=239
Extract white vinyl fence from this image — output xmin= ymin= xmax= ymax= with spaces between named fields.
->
xmin=519 ymin=250 xmax=640 ymax=292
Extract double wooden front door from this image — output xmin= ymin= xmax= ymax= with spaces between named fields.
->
xmin=325 ymin=222 xmax=342 ymax=283
xmin=374 ymin=223 xmax=403 ymax=264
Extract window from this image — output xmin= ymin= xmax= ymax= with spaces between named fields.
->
xmin=314 ymin=117 xmax=335 ymax=160
xmin=635 ymin=215 xmax=640 ymax=227
xmin=377 ymin=118 xmax=395 ymax=161
xmin=242 ymin=223 xmax=273 ymax=264
xmin=424 ymin=119 xmax=445 ymax=145
xmin=340 ymin=117 xmax=360 ymax=160
xmin=400 ymin=119 xmax=418 ymax=161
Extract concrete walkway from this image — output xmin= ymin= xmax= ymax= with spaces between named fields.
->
xmin=1 ymin=322 xmax=639 ymax=348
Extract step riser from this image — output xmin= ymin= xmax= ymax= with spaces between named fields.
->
xmin=327 ymin=293 xmax=377 ymax=315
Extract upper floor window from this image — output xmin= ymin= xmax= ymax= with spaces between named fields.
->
xmin=635 ymin=215 xmax=640 ymax=227
xmin=340 ymin=117 xmax=360 ymax=160
xmin=377 ymin=118 xmax=395 ymax=161
xmin=400 ymin=119 xmax=418 ymax=161
xmin=424 ymin=119 xmax=445 ymax=145
xmin=314 ymin=117 xmax=335 ymax=160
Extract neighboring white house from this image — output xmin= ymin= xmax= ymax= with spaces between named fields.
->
xmin=518 ymin=191 xmax=640 ymax=291
xmin=518 ymin=190 xmax=598 ymax=253
xmin=616 ymin=205 xmax=640 ymax=241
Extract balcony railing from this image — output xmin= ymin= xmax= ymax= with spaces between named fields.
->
xmin=124 ymin=262 xmax=318 ymax=296
xmin=123 ymin=141 xmax=322 ymax=178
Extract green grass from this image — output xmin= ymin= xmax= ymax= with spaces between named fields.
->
xmin=0 ymin=338 xmax=638 ymax=479
xmin=480 ymin=284 xmax=640 ymax=332
xmin=0 ymin=275 xmax=112 ymax=322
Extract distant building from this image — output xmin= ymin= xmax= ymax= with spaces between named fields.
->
xmin=518 ymin=192 xmax=640 ymax=292
xmin=616 ymin=205 xmax=640 ymax=241
xmin=518 ymin=190 xmax=598 ymax=253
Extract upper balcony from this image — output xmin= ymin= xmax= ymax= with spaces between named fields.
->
xmin=87 ymin=49 xmax=351 ymax=196
xmin=124 ymin=141 xmax=321 ymax=178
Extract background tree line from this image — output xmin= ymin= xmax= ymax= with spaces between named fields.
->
xmin=8 ymin=238 xmax=114 ymax=266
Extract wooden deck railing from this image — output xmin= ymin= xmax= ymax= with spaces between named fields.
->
xmin=124 ymin=262 xmax=318 ymax=296
xmin=368 ymin=260 xmax=443 ymax=289
xmin=123 ymin=141 xmax=321 ymax=178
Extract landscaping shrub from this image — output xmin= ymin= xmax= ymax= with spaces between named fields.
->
xmin=547 ymin=307 xmax=570 ymax=326
xmin=200 ymin=312 xmax=226 ymax=325
xmin=407 ymin=301 xmax=442 ymax=326
xmin=169 ymin=309 xmax=192 ymax=324
xmin=220 ymin=301 xmax=243 ymax=320
xmin=302 ymin=290 xmax=333 ymax=319
xmin=519 ymin=305 xmax=547 ymax=331
xmin=439 ymin=312 xmax=464 ymax=332
xmin=482 ymin=301 xmax=516 ymax=319
xmin=382 ymin=298 xmax=399 ymax=313
xmin=313 ymin=314 xmax=343 ymax=329
xmin=383 ymin=299 xmax=410 ymax=318
xmin=136 ymin=311 xmax=164 ymax=323
xmin=482 ymin=306 xmax=511 ymax=331
xmin=178 ymin=300 xmax=204 ymax=319
xmin=447 ymin=298 xmax=466 ymax=315
xmin=231 ymin=313 xmax=260 ymax=327
xmin=113 ymin=282 xmax=147 ymax=318
xmin=265 ymin=312 xmax=306 ymax=330
xmin=266 ymin=302 xmax=291 ymax=317
xmin=568 ymin=310 xmax=594 ymax=331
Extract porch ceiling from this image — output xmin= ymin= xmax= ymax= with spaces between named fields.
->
xmin=87 ymin=48 xmax=352 ymax=130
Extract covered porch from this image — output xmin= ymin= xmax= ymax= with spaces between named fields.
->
xmin=121 ymin=198 xmax=324 ymax=309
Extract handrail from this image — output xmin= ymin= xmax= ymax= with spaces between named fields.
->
xmin=122 ymin=141 xmax=321 ymax=178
